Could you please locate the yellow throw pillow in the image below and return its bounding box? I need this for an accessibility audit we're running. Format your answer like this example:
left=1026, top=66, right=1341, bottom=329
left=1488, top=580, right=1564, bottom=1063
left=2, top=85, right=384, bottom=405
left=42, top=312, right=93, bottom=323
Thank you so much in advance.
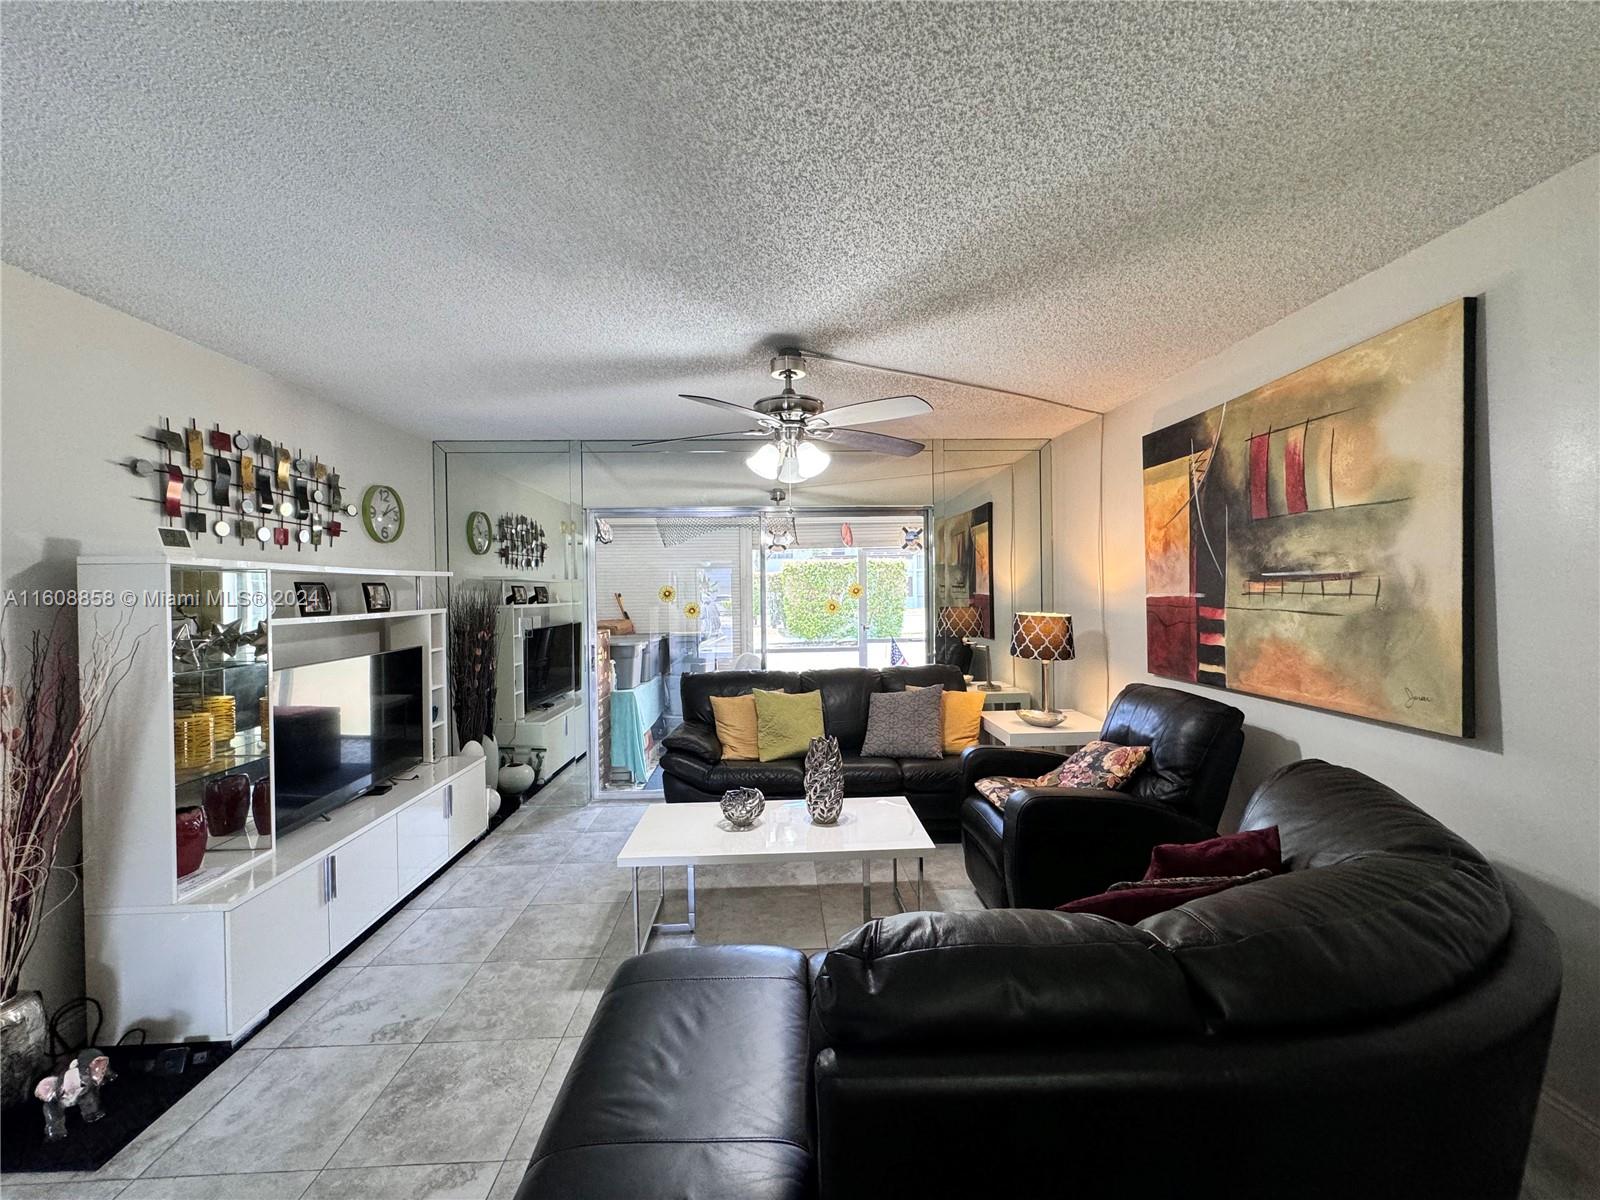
left=753, top=689, right=825, bottom=762
left=708, top=693, right=760, bottom=761
left=910, top=684, right=989, bottom=753
left=941, top=689, right=987, bottom=753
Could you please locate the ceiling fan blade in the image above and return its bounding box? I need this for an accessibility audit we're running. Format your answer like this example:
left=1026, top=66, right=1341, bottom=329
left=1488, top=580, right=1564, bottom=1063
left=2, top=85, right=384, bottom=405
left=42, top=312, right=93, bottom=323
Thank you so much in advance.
left=631, top=429, right=768, bottom=448
left=810, top=427, right=926, bottom=457
left=813, top=394, right=931, bottom=428
left=679, top=394, right=766, bottom=423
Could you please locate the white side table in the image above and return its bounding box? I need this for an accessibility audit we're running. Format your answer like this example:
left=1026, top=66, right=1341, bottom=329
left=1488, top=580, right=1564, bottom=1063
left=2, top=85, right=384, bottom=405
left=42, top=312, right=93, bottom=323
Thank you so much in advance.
left=980, top=708, right=1101, bottom=750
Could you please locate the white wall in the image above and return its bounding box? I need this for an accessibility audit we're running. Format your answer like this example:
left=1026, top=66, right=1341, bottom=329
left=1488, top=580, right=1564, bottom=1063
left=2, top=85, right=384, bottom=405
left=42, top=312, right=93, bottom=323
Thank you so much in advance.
left=1, top=263, right=437, bottom=1016
left=1052, top=156, right=1599, bottom=1130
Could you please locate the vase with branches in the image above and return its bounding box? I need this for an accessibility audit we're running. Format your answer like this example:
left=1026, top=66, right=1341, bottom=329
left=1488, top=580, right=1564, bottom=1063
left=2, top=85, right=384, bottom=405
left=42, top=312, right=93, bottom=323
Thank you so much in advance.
left=1, top=614, right=138, bottom=1105
left=449, top=586, right=498, bottom=749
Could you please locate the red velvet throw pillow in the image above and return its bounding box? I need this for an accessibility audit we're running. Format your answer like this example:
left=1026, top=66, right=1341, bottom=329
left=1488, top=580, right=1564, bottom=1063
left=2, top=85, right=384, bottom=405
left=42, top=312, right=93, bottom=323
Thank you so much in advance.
left=1056, top=869, right=1274, bottom=924
left=1143, top=825, right=1282, bottom=882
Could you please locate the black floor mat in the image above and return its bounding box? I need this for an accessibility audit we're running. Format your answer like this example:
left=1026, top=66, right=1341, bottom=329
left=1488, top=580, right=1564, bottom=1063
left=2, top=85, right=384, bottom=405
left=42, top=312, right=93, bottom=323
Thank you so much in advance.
left=0, top=1043, right=228, bottom=1173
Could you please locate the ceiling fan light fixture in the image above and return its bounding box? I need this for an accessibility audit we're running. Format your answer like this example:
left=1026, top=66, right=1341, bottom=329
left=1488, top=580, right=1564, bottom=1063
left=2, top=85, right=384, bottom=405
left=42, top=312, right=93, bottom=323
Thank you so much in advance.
left=745, top=441, right=782, bottom=479
left=776, top=444, right=804, bottom=484
left=795, top=440, right=830, bottom=478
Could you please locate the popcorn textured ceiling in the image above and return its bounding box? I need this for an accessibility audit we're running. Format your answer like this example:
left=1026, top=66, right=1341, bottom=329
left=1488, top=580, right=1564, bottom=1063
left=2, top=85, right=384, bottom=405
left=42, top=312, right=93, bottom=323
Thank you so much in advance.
left=3, top=2, right=1597, bottom=442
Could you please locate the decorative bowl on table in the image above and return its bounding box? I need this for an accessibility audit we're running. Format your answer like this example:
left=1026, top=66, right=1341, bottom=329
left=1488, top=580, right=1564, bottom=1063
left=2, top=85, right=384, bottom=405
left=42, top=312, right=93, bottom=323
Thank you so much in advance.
left=1017, top=709, right=1066, bottom=728
left=720, top=787, right=765, bottom=829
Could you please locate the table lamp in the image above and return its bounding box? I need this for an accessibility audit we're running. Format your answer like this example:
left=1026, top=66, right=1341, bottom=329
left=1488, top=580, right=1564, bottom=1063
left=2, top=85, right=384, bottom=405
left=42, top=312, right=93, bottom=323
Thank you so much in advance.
left=937, top=605, right=994, bottom=689
left=1010, top=612, right=1074, bottom=727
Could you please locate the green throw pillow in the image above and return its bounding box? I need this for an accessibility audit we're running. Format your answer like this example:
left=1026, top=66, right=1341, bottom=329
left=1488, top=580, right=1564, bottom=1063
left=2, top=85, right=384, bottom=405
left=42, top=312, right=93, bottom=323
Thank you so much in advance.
left=753, top=689, right=825, bottom=762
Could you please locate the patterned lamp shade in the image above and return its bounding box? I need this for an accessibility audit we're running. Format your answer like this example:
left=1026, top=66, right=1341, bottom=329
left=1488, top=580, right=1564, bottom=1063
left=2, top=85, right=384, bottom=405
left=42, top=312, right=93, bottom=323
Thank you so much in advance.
left=1010, top=612, right=1075, bottom=662
left=938, top=605, right=983, bottom=639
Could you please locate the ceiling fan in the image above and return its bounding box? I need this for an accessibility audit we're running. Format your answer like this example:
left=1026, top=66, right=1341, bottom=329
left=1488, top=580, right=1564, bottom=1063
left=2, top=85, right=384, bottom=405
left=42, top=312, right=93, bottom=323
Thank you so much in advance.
left=634, top=351, right=933, bottom=483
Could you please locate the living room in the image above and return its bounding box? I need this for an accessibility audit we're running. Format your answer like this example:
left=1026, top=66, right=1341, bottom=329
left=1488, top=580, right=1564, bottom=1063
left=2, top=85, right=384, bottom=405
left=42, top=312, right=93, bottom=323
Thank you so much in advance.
left=1, top=5, right=1596, bottom=1199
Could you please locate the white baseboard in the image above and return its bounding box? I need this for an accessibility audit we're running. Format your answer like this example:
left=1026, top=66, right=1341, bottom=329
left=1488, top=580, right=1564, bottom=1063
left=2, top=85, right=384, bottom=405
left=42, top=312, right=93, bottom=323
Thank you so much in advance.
left=1532, top=1087, right=1600, bottom=1193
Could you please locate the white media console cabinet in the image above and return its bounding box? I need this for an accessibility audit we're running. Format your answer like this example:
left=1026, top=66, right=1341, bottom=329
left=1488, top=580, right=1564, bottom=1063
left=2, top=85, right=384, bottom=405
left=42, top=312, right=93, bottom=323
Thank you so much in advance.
left=77, top=556, right=488, bottom=1044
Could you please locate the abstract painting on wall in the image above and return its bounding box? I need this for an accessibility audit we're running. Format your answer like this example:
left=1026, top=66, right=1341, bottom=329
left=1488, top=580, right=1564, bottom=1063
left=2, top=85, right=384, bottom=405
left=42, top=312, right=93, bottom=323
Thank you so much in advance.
left=1142, top=299, right=1475, bottom=736
left=936, top=502, right=995, bottom=638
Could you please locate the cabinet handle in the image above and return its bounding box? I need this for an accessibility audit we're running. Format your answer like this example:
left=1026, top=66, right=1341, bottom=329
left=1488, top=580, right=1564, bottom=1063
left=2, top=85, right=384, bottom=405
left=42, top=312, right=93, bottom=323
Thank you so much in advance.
left=444, top=785, right=453, bottom=819
left=328, top=855, right=338, bottom=901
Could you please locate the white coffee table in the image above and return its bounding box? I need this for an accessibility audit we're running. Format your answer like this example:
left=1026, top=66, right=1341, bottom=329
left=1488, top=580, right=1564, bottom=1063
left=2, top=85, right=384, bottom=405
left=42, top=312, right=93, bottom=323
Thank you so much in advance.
left=615, top=796, right=936, bottom=954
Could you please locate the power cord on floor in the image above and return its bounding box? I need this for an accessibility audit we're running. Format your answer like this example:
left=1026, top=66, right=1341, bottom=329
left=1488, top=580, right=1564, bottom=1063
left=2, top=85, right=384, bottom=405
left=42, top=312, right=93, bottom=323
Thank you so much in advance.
left=46, top=996, right=104, bottom=1058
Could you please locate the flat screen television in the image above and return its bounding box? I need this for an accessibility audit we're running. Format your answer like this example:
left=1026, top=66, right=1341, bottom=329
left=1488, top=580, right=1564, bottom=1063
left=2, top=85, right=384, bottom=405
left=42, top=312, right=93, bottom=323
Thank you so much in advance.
left=524, top=622, right=580, bottom=709
left=271, top=647, right=424, bottom=838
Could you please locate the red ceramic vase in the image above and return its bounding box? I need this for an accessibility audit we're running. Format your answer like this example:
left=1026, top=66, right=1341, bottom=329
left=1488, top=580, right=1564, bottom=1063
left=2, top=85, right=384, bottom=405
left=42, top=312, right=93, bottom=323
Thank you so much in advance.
left=176, top=806, right=208, bottom=878
left=251, top=778, right=272, bottom=838
left=203, top=773, right=250, bottom=835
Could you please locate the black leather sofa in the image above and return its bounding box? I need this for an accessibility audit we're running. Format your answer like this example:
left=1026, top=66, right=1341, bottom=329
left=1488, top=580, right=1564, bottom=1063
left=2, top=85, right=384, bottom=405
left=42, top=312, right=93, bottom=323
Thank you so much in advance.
left=962, top=682, right=1245, bottom=908
left=659, top=664, right=972, bottom=840
left=517, top=760, right=1562, bottom=1200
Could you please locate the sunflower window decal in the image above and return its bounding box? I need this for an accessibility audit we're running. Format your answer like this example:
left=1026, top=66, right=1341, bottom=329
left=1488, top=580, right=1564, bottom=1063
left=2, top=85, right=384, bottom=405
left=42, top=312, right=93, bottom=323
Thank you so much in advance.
left=823, top=598, right=842, bottom=615
left=658, top=585, right=676, bottom=603
left=846, top=582, right=864, bottom=599
left=683, top=602, right=702, bottom=619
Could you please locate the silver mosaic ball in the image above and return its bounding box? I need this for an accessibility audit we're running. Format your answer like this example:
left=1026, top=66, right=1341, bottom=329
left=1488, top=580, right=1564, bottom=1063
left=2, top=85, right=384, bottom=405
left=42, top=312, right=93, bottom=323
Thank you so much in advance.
left=720, top=786, right=765, bottom=829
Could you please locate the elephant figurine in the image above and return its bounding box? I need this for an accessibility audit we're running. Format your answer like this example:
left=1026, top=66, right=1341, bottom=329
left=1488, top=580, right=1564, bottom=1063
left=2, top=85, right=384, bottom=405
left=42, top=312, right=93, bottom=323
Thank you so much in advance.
left=34, top=1048, right=114, bottom=1140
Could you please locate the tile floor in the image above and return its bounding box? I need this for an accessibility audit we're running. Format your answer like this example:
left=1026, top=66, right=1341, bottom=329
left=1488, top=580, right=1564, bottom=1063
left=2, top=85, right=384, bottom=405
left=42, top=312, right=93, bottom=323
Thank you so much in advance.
left=4, top=768, right=1583, bottom=1199
left=1, top=767, right=980, bottom=1200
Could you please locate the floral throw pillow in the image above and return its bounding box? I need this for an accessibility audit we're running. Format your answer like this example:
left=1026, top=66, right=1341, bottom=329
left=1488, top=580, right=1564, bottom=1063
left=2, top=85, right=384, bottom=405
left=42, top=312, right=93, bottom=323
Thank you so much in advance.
left=1042, top=740, right=1150, bottom=790
left=975, top=740, right=1151, bottom=812
left=974, top=776, right=1036, bottom=809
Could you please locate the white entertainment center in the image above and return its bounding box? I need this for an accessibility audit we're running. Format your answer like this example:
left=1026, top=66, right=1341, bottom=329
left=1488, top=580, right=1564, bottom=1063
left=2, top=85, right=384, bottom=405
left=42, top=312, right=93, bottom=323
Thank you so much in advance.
left=77, top=556, right=489, bottom=1044
left=493, top=575, right=586, bottom=783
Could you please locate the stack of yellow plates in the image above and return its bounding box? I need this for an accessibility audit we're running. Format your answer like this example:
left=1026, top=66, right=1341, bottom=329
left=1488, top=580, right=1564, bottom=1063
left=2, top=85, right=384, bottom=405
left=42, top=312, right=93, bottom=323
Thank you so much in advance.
left=174, top=712, right=215, bottom=769
left=200, top=696, right=237, bottom=743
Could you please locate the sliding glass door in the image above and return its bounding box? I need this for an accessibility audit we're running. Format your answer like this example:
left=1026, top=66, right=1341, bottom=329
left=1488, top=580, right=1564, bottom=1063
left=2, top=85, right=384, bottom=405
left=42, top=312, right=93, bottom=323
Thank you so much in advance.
left=760, top=515, right=927, bottom=672
left=587, top=508, right=929, bottom=797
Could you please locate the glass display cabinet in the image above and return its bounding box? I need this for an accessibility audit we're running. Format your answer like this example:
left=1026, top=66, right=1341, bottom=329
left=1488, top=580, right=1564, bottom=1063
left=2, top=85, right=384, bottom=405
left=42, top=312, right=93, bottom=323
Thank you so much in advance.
left=169, top=565, right=274, bottom=891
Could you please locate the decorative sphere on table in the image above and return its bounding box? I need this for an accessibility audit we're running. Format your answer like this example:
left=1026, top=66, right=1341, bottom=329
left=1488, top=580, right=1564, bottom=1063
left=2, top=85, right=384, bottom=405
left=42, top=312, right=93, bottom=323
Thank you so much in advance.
left=720, top=787, right=765, bottom=829
left=803, top=736, right=845, bottom=825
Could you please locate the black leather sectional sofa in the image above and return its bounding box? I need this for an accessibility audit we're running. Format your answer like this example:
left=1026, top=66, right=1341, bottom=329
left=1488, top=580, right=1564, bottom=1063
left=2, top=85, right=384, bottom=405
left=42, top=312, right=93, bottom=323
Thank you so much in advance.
left=516, top=759, right=1562, bottom=1199
left=658, top=664, right=972, bottom=840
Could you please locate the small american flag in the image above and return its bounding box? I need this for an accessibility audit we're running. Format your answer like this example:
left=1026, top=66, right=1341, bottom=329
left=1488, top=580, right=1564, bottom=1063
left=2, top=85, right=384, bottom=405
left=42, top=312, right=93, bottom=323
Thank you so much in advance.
left=889, top=637, right=907, bottom=666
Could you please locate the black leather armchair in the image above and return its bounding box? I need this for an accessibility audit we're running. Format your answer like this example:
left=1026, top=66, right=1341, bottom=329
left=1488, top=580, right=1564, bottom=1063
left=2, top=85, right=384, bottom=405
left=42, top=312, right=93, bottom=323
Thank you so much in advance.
left=961, top=682, right=1245, bottom=908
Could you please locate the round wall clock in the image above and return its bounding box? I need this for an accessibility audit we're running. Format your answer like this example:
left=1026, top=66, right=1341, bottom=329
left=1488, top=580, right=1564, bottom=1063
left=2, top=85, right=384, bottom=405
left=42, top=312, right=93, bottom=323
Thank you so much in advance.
left=361, top=484, right=405, bottom=543
left=465, top=510, right=492, bottom=555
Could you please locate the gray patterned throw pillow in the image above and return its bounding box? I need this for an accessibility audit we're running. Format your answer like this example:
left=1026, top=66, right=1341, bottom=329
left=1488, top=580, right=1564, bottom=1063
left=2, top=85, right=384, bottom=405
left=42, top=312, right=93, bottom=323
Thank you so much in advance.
left=860, top=685, right=944, bottom=759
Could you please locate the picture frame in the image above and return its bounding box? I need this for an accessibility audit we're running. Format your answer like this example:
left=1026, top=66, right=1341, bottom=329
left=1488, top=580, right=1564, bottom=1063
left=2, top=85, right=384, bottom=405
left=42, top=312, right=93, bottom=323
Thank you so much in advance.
left=532, top=585, right=550, bottom=604
left=294, top=581, right=333, bottom=617
left=362, top=582, right=392, bottom=613
left=506, top=585, right=529, bottom=605
left=1141, top=299, right=1475, bottom=736
left=933, top=501, right=994, bottom=638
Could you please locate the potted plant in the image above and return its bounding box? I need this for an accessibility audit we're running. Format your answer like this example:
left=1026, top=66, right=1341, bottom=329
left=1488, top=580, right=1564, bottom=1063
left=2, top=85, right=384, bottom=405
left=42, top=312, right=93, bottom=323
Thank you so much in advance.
left=1, top=616, right=137, bottom=1108
left=449, top=586, right=499, bottom=792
